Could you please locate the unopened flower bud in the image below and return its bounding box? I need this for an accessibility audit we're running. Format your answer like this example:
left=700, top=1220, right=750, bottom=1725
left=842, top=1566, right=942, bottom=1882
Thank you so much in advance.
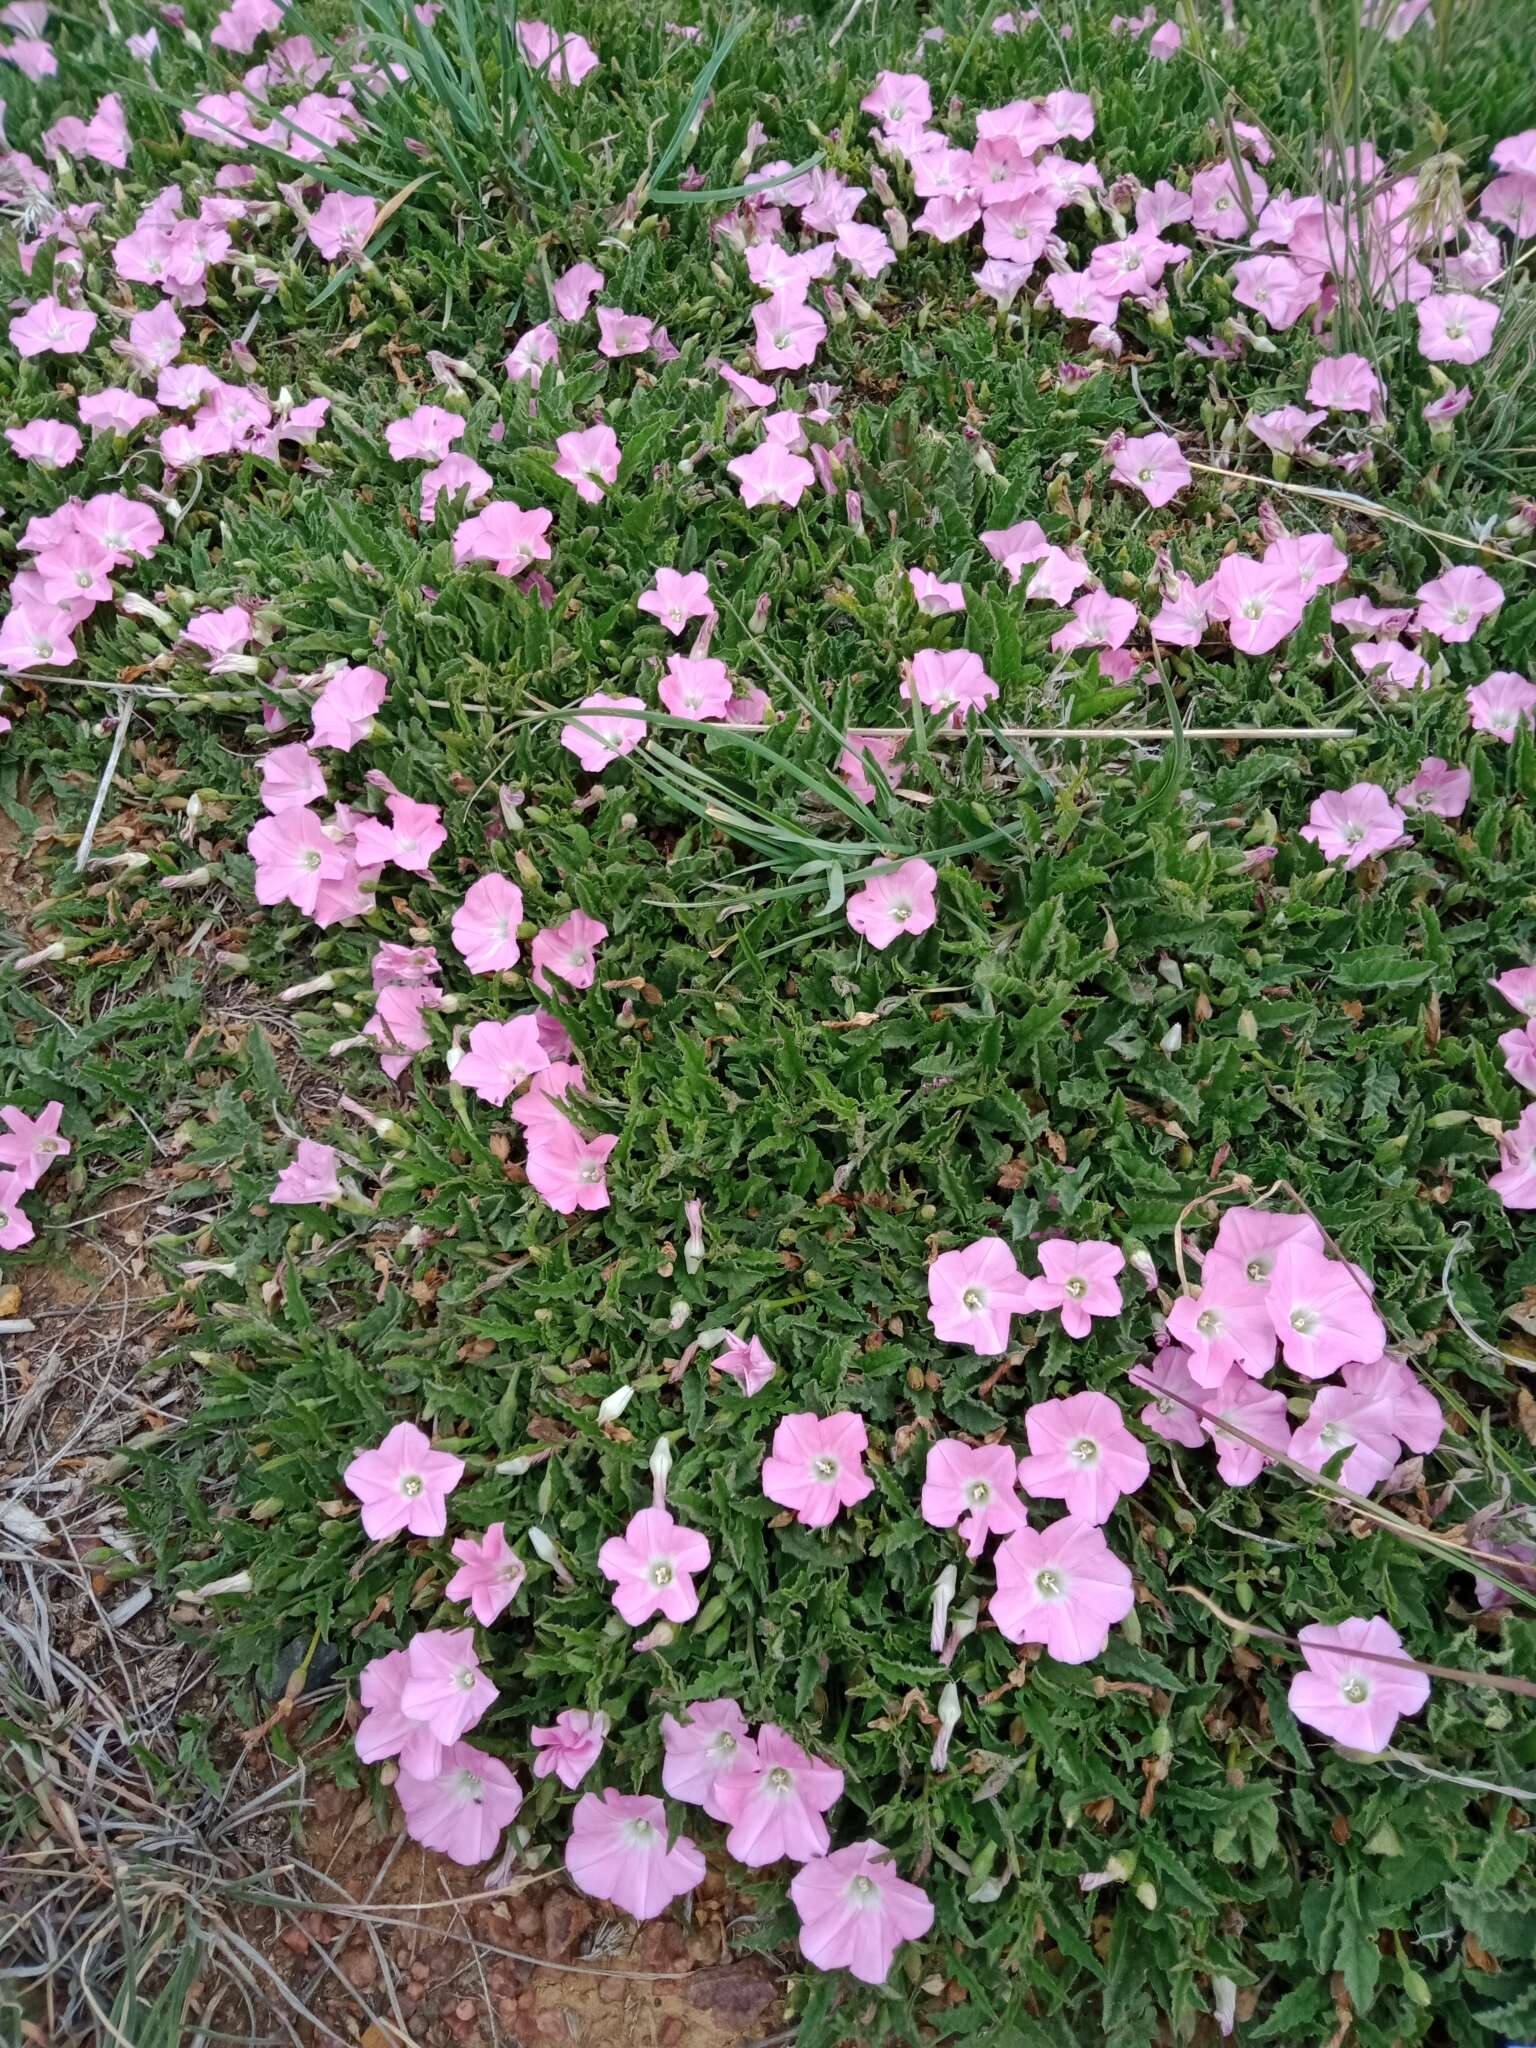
left=528, top=1524, right=574, bottom=1585
left=930, top=1681, right=961, bottom=1770
left=930, top=1564, right=957, bottom=1655
left=649, top=1435, right=673, bottom=1506
left=682, top=1198, right=705, bottom=1275
left=597, top=1385, right=633, bottom=1426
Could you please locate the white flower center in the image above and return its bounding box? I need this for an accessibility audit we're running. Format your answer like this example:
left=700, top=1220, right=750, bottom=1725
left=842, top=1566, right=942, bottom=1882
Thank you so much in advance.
left=966, top=1479, right=992, bottom=1507
left=1071, top=1437, right=1099, bottom=1465
left=1065, top=1275, right=1088, bottom=1300
left=766, top=1766, right=794, bottom=1794
left=456, top=1667, right=476, bottom=1690
left=579, top=1162, right=601, bottom=1184
left=1289, top=1307, right=1318, bottom=1334
left=1340, top=1676, right=1370, bottom=1704
left=400, top=1474, right=424, bottom=1497
left=812, top=1454, right=840, bottom=1482
left=1034, top=1567, right=1065, bottom=1600
left=962, top=1286, right=986, bottom=1312
left=301, top=849, right=322, bottom=872
left=649, top=1559, right=674, bottom=1587
left=1197, top=1308, right=1221, bottom=1337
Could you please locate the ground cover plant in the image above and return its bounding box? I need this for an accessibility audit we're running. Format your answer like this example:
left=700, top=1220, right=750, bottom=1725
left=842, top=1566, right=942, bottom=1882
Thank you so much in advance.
left=3, top=0, right=1536, bottom=2039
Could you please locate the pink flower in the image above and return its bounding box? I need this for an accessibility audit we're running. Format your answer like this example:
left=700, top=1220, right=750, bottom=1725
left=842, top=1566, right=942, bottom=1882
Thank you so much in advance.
left=1306, top=353, right=1381, bottom=413
left=1417, top=292, right=1498, bottom=364
left=752, top=291, right=827, bottom=372
left=1466, top=671, right=1536, bottom=742
left=927, top=1237, right=1035, bottom=1356
left=311, top=664, right=387, bottom=748
left=356, top=1646, right=446, bottom=1775
left=1265, top=533, right=1348, bottom=596
left=385, top=404, right=465, bottom=463
left=714, top=1722, right=844, bottom=1865
left=992, top=1518, right=1134, bottom=1663
left=553, top=261, right=604, bottom=321
left=352, top=791, right=445, bottom=875
left=908, top=567, right=965, bottom=616
left=396, top=1744, right=524, bottom=1866
left=0, top=1102, right=69, bottom=1193
left=1016, top=1391, right=1148, bottom=1523
left=1148, top=19, right=1182, bottom=57
left=454, top=1016, right=550, bottom=1106
left=342, top=1421, right=464, bottom=1540
left=860, top=70, right=932, bottom=124
left=452, top=501, right=554, bottom=578
left=1202, top=1376, right=1291, bottom=1485
left=524, top=1115, right=617, bottom=1213
left=1489, top=1103, right=1536, bottom=1210
left=903, top=648, right=997, bottom=721
left=839, top=732, right=906, bottom=804
left=846, top=857, right=938, bottom=950
left=451, top=873, right=524, bottom=974
left=921, top=1439, right=1028, bottom=1557
left=659, top=654, right=731, bottom=719
left=516, top=19, right=598, bottom=86
left=1299, top=784, right=1411, bottom=869
left=1129, top=1346, right=1207, bottom=1448
left=761, top=1411, right=874, bottom=1527
left=210, top=0, right=282, bottom=53
left=1191, top=159, right=1268, bottom=233
left=661, top=1700, right=757, bottom=1820
left=1290, top=1385, right=1402, bottom=1491
left=595, top=307, right=654, bottom=358
left=531, top=1708, right=609, bottom=1788
left=184, top=604, right=254, bottom=671
left=1208, top=556, right=1306, bottom=655
left=0, top=1178, right=35, bottom=1253
left=1026, top=1238, right=1124, bottom=1339
left=1492, top=967, right=1536, bottom=1018
left=1396, top=755, right=1470, bottom=818
left=790, top=1841, right=934, bottom=1986
left=1109, top=431, right=1190, bottom=507
left=561, top=693, right=646, bottom=772
left=1247, top=405, right=1326, bottom=457
left=1051, top=591, right=1139, bottom=654
left=398, top=1627, right=498, bottom=1745
left=712, top=1332, right=777, bottom=1396
left=1150, top=573, right=1210, bottom=648
left=1166, top=1282, right=1277, bottom=1385
left=1353, top=640, right=1431, bottom=695
left=372, top=943, right=441, bottom=992
left=598, top=1506, right=711, bottom=1625
left=638, top=567, right=712, bottom=635
left=1414, top=565, right=1503, bottom=642
left=981, top=519, right=1050, bottom=584
left=1266, top=1241, right=1386, bottom=1380
left=1288, top=1616, right=1429, bottom=1753
left=564, top=1790, right=705, bottom=1919
left=445, top=1522, right=526, bottom=1623
left=365, top=984, right=438, bottom=1076
left=1204, top=1206, right=1325, bottom=1300
left=249, top=808, right=347, bottom=916
left=727, top=438, right=816, bottom=508
left=421, top=452, right=492, bottom=524
left=553, top=422, right=621, bottom=504
left=270, top=1137, right=342, bottom=1206
left=6, top=419, right=81, bottom=468
left=258, top=742, right=326, bottom=814
left=1500, top=1022, right=1536, bottom=1093
left=79, top=388, right=159, bottom=436
left=505, top=321, right=559, bottom=387
left=9, top=295, right=97, bottom=357
left=530, top=909, right=607, bottom=994
left=307, top=190, right=376, bottom=260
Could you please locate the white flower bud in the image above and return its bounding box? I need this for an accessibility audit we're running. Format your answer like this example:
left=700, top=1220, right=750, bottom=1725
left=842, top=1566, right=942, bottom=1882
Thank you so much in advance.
left=930, top=1564, right=957, bottom=1655
left=597, top=1385, right=633, bottom=1426
left=930, top=1681, right=961, bottom=1770
left=528, top=1524, right=573, bottom=1584
left=649, top=1435, right=673, bottom=1507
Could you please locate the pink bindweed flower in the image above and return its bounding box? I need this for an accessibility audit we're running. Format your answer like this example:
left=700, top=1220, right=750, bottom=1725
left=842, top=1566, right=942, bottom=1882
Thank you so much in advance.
left=421, top=452, right=492, bottom=524
left=639, top=567, right=713, bottom=635
left=452, top=873, right=524, bottom=974
left=1149, top=572, right=1210, bottom=648
left=259, top=742, right=326, bottom=814
left=761, top=1412, right=874, bottom=1527
left=445, top=1522, right=526, bottom=1623
left=372, top=943, right=441, bottom=992
left=505, top=320, right=558, bottom=387
left=595, top=307, right=654, bottom=358
left=531, top=1709, right=609, bottom=1788
left=1288, top=1615, right=1429, bottom=1753
left=598, top=1506, right=711, bottom=1625
left=384, top=404, right=465, bottom=463
left=356, top=1646, right=446, bottom=1776
left=752, top=291, right=827, bottom=372
left=1202, top=1375, right=1292, bottom=1485
left=524, top=1114, right=617, bottom=1213
left=79, top=389, right=159, bottom=436
left=0, top=1177, right=35, bottom=1252
left=398, top=1627, right=498, bottom=1745
left=839, top=732, right=906, bottom=804
left=452, top=501, right=553, bottom=579
left=1166, top=1280, right=1277, bottom=1385
left=1416, top=293, right=1498, bottom=365
left=659, top=654, right=732, bottom=720
left=1499, top=1021, right=1536, bottom=1093
left=714, top=1722, right=844, bottom=1865
left=1299, top=784, right=1411, bottom=869
left=789, top=1841, right=934, bottom=1986
left=6, top=419, right=81, bottom=469
left=845, top=857, right=938, bottom=950
left=1489, top=1102, right=1536, bottom=1209
left=903, top=647, right=997, bottom=721
left=1129, top=1346, right=1208, bottom=1448
left=516, top=19, right=598, bottom=85
left=1466, top=671, right=1536, bottom=742
left=661, top=1699, right=757, bottom=1820
left=0, top=1102, right=69, bottom=1193
left=343, top=1421, right=464, bottom=1540
left=727, top=438, right=816, bottom=508
left=921, top=1439, right=1028, bottom=1557
left=311, top=664, right=387, bottom=748
left=1492, top=967, right=1536, bottom=1018
left=1026, top=1239, right=1125, bottom=1339
left=530, top=909, right=607, bottom=994
left=1208, top=556, right=1306, bottom=656
left=712, top=1332, right=777, bottom=1396
left=553, top=422, right=621, bottom=504
left=981, top=519, right=1051, bottom=584
left=1266, top=1241, right=1386, bottom=1379
left=1203, top=1206, right=1325, bottom=1302
left=453, top=1016, right=550, bottom=1105
left=183, top=604, right=254, bottom=671
left=270, top=1138, right=342, bottom=1206
left=365, top=984, right=438, bottom=1075
left=249, top=808, right=347, bottom=916
left=1290, top=1384, right=1403, bottom=1491
left=1414, top=565, right=1503, bottom=643
left=352, top=791, right=445, bottom=875
left=1016, top=1391, right=1149, bottom=1523
left=1051, top=591, right=1139, bottom=654
left=396, top=1743, right=524, bottom=1865
left=1109, top=431, right=1190, bottom=507
left=908, top=567, right=966, bottom=616
left=1306, top=353, right=1382, bottom=413
left=1247, top=405, right=1326, bottom=458
left=928, top=1237, right=1034, bottom=1356
left=1396, top=755, right=1470, bottom=818
left=307, top=190, right=377, bottom=260
left=561, top=693, right=646, bottom=773
left=1353, top=639, right=1431, bottom=695
left=9, top=295, right=97, bottom=357
left=564, top=1790, right=705, bottom=1919
left=553, top=261, right=604, bottom=321
left=992, top=1517, right=1134, bottom=1662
